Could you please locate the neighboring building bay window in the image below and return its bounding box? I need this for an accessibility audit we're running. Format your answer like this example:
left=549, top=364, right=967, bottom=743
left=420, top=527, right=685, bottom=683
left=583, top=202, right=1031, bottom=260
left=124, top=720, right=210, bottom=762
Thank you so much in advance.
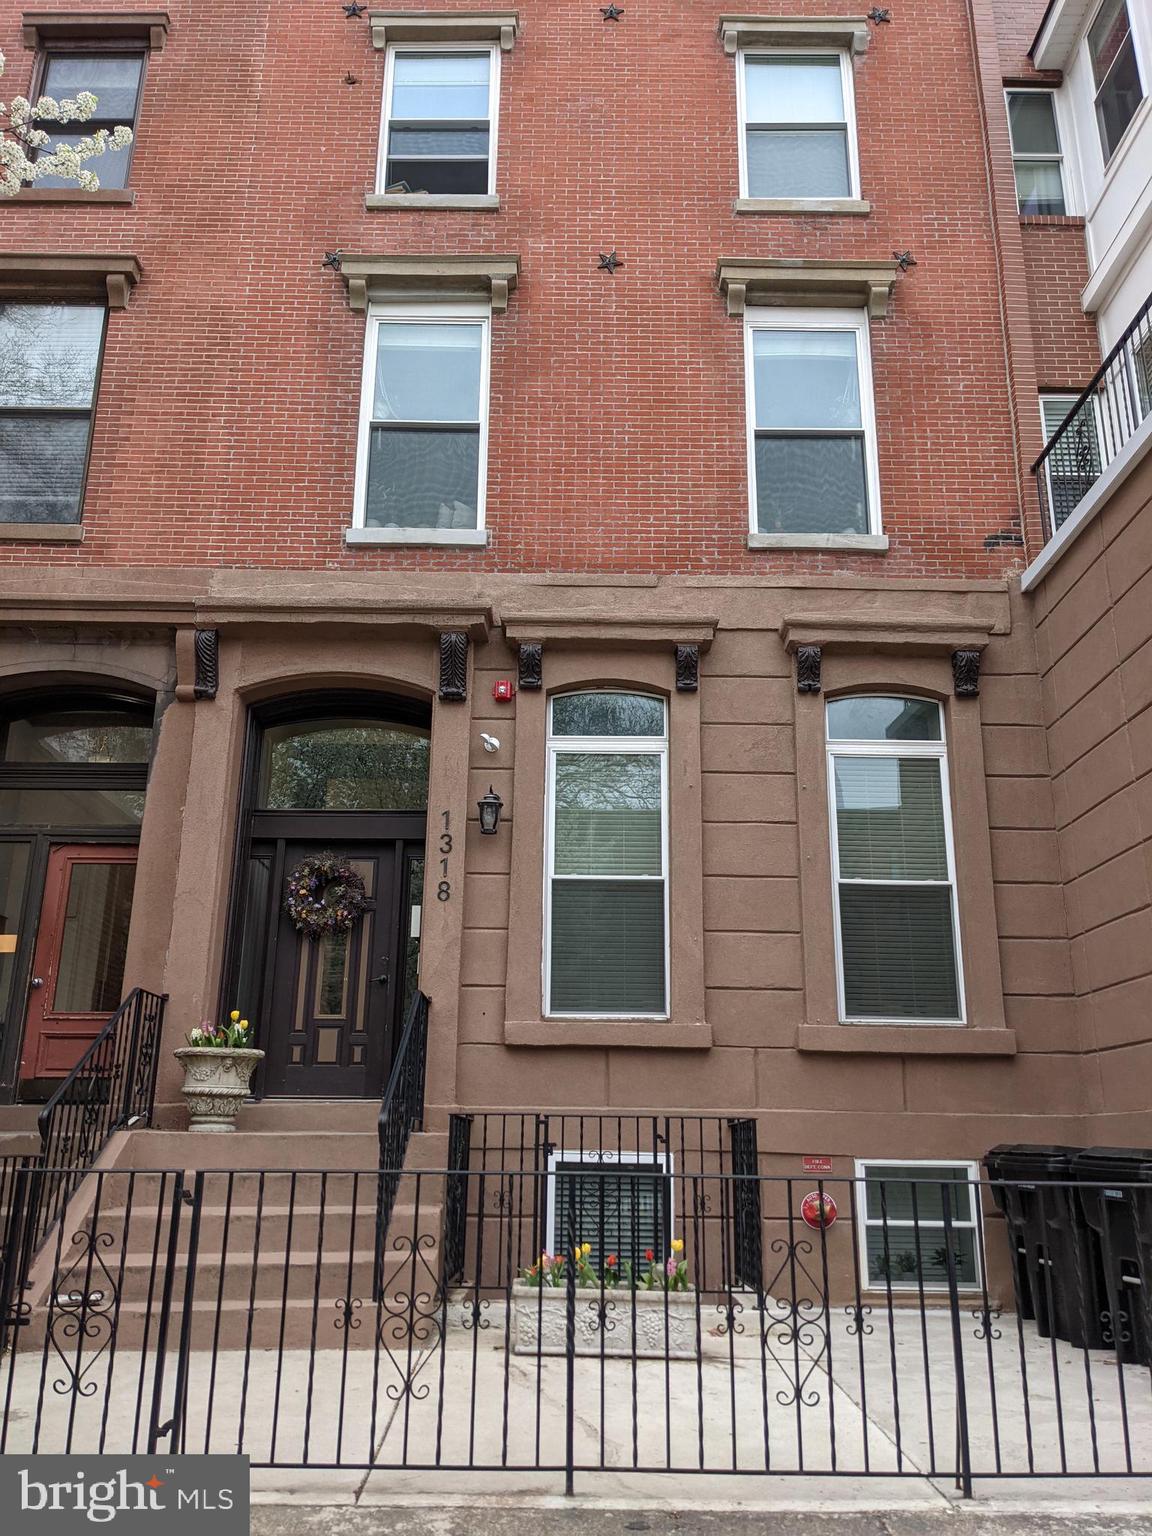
left=379, top=47, right=497, bottom=196
left=738, top=51, right=859, bottom=200
left=856, top=1162, right=982, bottom=1291
left=827, top=696, right=963, bottom=1024
left=1088, top=0, right=1144, bottom=162
left=1005, top=90, right=1067, bottom=214
left=0, top=303, right=105, bottom=525
left=353, top=303, right=489, bottom=540
left=745, top=308, right=880, bottom=538
left=545, top=692, right=668, bottom=1018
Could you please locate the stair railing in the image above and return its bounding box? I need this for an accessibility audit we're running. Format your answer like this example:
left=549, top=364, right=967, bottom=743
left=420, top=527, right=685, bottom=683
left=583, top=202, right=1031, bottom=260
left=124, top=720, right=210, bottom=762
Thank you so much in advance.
left=34, top=986, right=167, bottom=1249
left=375, top=989, right=430, bottom=1294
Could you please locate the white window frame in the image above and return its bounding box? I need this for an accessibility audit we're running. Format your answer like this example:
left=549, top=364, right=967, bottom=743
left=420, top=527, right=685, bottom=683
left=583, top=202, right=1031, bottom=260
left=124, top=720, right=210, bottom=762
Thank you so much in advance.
left=1004, top=87, right=1070, bottom=215
left=351, top=300, right=491, bottom=538
left=855, top=1159, right=983, bottom=1293
left=1085, top=0, right=1146, bottom=166
left=743, top=306, right=882, bottom=539
left=735, top=47, right=861, bottom=201
left=376, top=41, right=500, bottom=196
left=545, top=1149, right=673, bottom=1257
left=543, top=692, right=670, bottom=1021
left=827, top=698, right=966, bottom=1026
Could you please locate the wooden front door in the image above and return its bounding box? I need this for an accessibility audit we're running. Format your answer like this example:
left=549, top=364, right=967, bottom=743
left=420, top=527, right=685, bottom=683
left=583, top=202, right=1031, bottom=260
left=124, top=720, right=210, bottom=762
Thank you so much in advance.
left=262, top=843, right=400, bottom=1097
left=20, top=844, right=137, bottom=1080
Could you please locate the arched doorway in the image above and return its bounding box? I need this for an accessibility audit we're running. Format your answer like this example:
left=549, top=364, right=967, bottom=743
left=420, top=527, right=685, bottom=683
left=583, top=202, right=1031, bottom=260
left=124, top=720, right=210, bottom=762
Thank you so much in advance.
left=0, top=689, right=154, bottom=1101
left=225, top=692, right=430, bottom=1098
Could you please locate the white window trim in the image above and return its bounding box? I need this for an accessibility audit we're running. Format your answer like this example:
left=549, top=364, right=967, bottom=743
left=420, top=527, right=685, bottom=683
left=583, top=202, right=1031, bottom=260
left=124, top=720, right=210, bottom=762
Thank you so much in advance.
left=854, top=1159, right=983, bottom=1294
left=1085, top=0, right=1146, bottom=166
left=735, top=47, right=861, bottom=202
left=543, top=694, right=670, bottom=1021
left=376, top=41, right=500, bottom=198
left=545, top=1149, right=673, bottom=1256
left=351, top=299, right=491, bottom=538
left=743, top=306, right=882, bottom=540
left=826, top=701, right=966, bottom=1026
left=1004, top=86, right=1072, bottom=215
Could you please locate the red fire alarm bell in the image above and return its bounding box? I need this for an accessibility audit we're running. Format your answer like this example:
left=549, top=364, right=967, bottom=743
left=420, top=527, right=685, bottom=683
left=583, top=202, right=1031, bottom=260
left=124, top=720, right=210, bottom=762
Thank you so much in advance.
left=800, top=1191, right=838, bottom=1231
left=492, top=679, right=515, bottom=702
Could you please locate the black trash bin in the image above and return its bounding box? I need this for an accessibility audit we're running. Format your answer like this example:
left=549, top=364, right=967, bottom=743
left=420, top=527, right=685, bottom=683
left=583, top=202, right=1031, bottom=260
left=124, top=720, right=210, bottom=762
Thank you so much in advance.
left=1073, top=1148, right=1152, bottom=1366
left=984, top=1145, right=1107, bottom=1349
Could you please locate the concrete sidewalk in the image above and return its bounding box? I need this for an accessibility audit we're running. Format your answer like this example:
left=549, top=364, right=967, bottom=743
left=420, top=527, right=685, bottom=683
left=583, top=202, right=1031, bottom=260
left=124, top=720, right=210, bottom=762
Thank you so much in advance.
left=251, top=1507, right=1152, bottom=1536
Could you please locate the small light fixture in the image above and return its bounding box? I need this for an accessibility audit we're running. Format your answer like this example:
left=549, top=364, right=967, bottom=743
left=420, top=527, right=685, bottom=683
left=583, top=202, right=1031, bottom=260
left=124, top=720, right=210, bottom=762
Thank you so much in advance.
left=480, top=732, right=501, bottom=754
left=477, top=785, right=503, bottom=836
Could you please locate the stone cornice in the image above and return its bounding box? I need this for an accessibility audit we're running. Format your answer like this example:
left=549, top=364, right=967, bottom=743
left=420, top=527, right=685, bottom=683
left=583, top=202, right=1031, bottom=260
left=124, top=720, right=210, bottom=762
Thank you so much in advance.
left=368, top=10, right=518, bottom=51
left=717, top=14, right=871, bottom=56
left=716, top=257, right=902, bottom=318
left=780, top=615, right=1000, bottom=655
left=338, top=253, right=520, bottom=312
left=502, top=612, right=717, bottom=650
left=0, top=253, right=142, bottom=308
left=22, top=10, right=169, bottom=50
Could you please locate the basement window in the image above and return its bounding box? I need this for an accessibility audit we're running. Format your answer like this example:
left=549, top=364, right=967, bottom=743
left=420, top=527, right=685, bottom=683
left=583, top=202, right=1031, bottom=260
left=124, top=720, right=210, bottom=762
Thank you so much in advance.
left=856, top=1161, right=982, bottom=1291
left=547, top=1151, right=672, bottom=1271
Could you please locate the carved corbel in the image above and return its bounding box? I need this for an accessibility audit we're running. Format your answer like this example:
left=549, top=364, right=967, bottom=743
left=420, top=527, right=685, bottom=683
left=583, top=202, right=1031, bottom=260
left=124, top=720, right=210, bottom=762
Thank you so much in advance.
left=951, top=649, right=981, bottom=697
left=795, top=645, right=822, bottom=694
left=675, top=644, right=700, bottom=692
left=518, top=642, right=543, bottom=690
left=439, top=631, right=469, bottom=701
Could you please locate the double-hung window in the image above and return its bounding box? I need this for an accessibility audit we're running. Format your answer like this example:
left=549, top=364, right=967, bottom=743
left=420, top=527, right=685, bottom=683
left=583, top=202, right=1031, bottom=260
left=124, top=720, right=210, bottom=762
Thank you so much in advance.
left=1005, top=90, right=1067, bottom=214
left=545, top=692, right=668, bottom=1018
left=827, top=696, right=963, bottom=1024
left=379, top=47, right=497, bottom=195
left=0, top=304, right=106, bottom=525
left=745, top=308, right=880, bottom=537
left=33, top=52, right=144, bottom=189
left=354, top=304, right=489, bottom=537
left=738, top=51, right=859, bottom=199
left=1087, top=0, right=1144, bottom=162
left=856, top=1161, right=982, bottom=1291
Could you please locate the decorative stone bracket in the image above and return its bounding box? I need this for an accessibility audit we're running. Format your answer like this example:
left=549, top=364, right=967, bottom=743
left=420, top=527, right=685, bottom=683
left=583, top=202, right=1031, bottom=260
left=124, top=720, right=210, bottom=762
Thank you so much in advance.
left=439, top=631, right=470, bottom=701
left=517, top=642, right=542, bottom=690
left=717, top=258, right=902, bottom=319
left=717, top=14, right=871, bottom=55
left=175, top=628, right=219, bottom=702
left=338, top=254, right=520, bottom=313
left=0, top=253, right=142, bottom=308
left=22, top=10, right=170, bottom=51
left=781, top=616, right=995, bottom=696
left=675, top=644, right=700, bottom=692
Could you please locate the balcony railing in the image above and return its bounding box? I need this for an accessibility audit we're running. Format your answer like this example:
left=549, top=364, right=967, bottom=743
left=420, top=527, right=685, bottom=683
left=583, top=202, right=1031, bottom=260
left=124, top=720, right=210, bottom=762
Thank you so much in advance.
left=1032, top=292, right=1152, bottom=540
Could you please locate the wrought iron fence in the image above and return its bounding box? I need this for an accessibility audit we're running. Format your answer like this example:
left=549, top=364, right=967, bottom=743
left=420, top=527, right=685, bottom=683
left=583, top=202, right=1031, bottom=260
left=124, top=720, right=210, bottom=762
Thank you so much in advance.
left=3, top=1164, right=1151, bottom=1493
left=1032, top=290, right=1152, bottom=537
left=33, top=987, right=166, bottom=1249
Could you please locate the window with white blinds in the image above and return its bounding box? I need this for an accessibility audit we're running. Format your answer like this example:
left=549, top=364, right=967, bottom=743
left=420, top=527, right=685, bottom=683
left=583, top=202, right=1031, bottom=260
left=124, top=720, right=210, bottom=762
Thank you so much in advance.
left=827, top=697, right=963, bottom=1023
left=546, top=692, right=668, bottom=1017
left=856, top=1161, right=981, bottom=1290
left=548, top=1155, right=671, bottom=1270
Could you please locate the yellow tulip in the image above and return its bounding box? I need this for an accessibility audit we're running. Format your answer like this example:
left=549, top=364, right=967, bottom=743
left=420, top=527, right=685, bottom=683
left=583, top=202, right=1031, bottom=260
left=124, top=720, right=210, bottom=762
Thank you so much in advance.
left=671, top=1238, right=684, bottom=1253
left=230, top=1010, right=240, bottom=1021
left=581, top=1242, right=592, bottom=1256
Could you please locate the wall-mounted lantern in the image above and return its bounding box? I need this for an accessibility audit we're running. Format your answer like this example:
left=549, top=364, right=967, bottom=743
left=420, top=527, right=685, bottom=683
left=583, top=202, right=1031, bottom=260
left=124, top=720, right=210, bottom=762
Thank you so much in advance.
left=477, top=786, right=504, bottom=836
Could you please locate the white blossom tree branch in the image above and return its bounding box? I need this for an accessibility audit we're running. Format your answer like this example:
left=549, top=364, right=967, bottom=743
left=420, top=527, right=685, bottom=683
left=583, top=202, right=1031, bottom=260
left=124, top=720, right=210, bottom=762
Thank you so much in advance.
left=0, top=51, right=134, bottom=195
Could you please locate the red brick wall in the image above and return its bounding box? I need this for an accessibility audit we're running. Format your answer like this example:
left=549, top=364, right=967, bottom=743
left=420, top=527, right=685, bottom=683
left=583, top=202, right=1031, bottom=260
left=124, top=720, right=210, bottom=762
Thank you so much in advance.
left=2, top=1, right=1029, bottom=576
left=1019, top=221, right=1101, bottom=389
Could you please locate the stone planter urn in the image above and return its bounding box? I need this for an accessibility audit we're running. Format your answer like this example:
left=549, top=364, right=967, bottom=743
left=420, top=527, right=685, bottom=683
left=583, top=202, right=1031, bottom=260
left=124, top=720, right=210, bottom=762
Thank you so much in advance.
left=174, top=1047, right=264, bottom=1133
left=510, top=1281, right=699, bottom=1360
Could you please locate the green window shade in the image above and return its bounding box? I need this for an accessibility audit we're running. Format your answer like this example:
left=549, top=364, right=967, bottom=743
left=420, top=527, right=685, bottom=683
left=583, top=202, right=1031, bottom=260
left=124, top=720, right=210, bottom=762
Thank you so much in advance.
left=554, top=753, right=662, bottom=876
left=865, top=1225, right=978, bottom=1288
left=550, top=880, right=666, bottom=1013
left=834, top=757, right=948, bottom=880
left=553, top=1163, right=669, bottom=1270
left=839, top=884, right=959, bottom=1019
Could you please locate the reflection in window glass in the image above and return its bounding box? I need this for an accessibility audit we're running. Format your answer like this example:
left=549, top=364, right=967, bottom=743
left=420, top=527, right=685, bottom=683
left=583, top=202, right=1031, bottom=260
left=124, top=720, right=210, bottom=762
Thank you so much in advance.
left=1088, top=0, right=1144, bottom=161
left=742, top=54, right=852, bottom=199
left=0, top=789, right=144, bottom=827
left=0, top=842, right=30, bottom=1030
left=402, top=853, right=424, bottom=1015
left=260, top=719, right=430, bottom=811
left=35, top=53, right=144, bottom=188
left=4, top=707, right=152, bottom=763
left=53, top=860, right=136, bottom=1013
left=551, top=693, right=665, bottom=737
left=826, top=696, right=942, bottom=742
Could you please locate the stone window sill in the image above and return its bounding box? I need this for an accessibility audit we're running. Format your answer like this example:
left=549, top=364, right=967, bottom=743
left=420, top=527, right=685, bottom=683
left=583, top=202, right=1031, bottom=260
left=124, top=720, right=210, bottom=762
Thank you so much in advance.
left=798, top=1025, right=1017, bottom=1056
left=505, top=1019, right=712, bottom=1049
left=15, top=188, right=135, bottom=205
left=1018, top=213, right=1084, bottom=227
left=365, top=193, right=499, bottom=211
left=736, top=197, right=870, bottom=215
left=748, top=532, right=889, bottom=552
left=344, top=526, right=488, bottom=548
left=0, top=522, right=83, bottom=542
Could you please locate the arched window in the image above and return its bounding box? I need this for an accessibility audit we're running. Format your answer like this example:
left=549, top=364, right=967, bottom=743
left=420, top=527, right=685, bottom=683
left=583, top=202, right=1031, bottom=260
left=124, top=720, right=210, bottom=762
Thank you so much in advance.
left=545, top=691, right=668, bottom=1018
left=826, top=695, right=963, bottom=1023
left=257, top=717, right=430, bottom=811
left=0, top=692, right=152, bottom=829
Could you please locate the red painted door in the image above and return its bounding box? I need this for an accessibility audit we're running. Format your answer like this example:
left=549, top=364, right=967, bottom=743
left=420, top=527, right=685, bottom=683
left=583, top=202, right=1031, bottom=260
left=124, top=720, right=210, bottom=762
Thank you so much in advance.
left=20, top=845, right=137, bottom=1081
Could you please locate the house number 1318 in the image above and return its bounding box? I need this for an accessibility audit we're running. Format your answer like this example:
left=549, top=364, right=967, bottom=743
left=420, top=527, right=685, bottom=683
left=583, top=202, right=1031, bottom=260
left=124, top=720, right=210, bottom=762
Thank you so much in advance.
left=438, top=810, right=452, bottom=901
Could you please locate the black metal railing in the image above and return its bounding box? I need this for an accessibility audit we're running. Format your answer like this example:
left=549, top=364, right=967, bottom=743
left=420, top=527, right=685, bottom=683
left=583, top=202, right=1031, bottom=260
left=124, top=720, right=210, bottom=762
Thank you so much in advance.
left=375, top=989, right=430, bottom=1281
left=3, top=1165, right=1151, bottom=1489
left=0, top=1154, right=37, bottom=1346
left=1032, top=290, right=1152, bottom=538
left=33, top=987, right=166, bottom=1249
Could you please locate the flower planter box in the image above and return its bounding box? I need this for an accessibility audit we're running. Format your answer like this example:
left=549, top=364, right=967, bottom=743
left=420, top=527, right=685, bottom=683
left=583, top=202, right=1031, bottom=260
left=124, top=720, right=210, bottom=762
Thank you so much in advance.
left=510, top=1281, right=699, bottom=1359
left=174, top=1047, right=264, bottom=1132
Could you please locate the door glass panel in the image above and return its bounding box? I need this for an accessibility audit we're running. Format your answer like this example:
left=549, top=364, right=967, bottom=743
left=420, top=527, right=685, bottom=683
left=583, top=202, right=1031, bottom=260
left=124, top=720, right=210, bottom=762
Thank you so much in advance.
left=53, top=860, right=136, bottom=1013
left=4, top=707, right=152, bottom=763
left=232, top=853, right=271, bottom=1024
left=402, top=852, right=424, bottom=1014
left=260, top=719, right=430, bottom=810
left=316, top=928, right=351, bottom=1017
left=0, top=842, right=30, bottom=1031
